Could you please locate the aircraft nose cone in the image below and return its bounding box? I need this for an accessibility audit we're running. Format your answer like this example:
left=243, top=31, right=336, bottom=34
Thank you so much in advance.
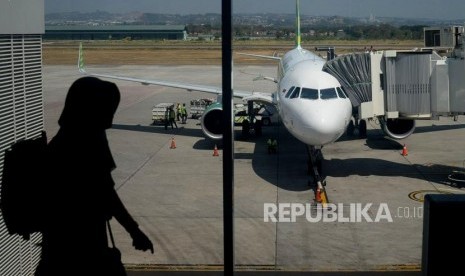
left=304, top=117, right=342, bottom=144
left=296, top=101, right=350, bottom=146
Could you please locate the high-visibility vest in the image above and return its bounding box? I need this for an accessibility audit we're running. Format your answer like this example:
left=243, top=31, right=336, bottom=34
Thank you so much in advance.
left=272, top=140, right=278, bottom=147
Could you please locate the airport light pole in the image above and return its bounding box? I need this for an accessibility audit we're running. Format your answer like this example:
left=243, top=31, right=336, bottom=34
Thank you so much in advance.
left=221, top=0, right=234, bottom=275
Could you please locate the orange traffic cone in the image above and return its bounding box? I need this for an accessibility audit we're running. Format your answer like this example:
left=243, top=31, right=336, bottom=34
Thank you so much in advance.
left=170, top=137, right=176, bottom=149
left=213, top=144, right=219, bottom=156
left=401, top=144, right=408, bottom=156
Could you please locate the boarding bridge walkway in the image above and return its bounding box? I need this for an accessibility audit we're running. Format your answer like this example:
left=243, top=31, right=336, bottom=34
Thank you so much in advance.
left=322, top=45, right=465, bottom=122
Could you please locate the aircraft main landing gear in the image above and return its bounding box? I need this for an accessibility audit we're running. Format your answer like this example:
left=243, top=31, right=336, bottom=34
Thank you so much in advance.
left=347, top=118, right=367, bottom=138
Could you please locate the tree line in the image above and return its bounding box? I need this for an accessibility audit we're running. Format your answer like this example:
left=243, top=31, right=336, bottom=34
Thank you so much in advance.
left=187, top=23, right=426, bottom=41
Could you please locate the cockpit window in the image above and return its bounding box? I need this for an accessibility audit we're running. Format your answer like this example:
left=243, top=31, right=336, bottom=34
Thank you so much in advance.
left=336, top=87, right=347, bottom=99
left=300, top=88, right=319, bottom=100
left=289, top=87, right=301, bottom=99
left=285, top=86, right=295, bottom=98
left=320, top=88, right=338, bottom=100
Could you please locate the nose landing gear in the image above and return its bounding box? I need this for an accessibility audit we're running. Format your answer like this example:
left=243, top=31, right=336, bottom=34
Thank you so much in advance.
left=307, top=145, right=329, bottom=205
left=346, top=118, right=367, bottom=138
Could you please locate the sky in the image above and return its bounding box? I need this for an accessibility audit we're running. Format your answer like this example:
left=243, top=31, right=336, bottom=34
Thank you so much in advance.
left=45, top=0, right=465, bottom=20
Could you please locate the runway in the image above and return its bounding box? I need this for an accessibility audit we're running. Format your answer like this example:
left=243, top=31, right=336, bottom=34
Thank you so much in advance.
left=43, top=65, right=465, bottom=274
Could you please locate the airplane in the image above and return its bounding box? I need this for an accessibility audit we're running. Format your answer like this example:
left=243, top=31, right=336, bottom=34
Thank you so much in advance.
left=76, top=0, right=409, bottom=202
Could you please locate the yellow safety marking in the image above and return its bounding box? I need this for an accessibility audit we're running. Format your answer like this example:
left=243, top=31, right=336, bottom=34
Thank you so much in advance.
left=408, top=189, right=452, bottom=202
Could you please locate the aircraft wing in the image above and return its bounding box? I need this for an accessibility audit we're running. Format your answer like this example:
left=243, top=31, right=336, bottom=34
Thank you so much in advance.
left=78, top=43, right=255, bottom=99
left=236, top=52, right=281, bottom=61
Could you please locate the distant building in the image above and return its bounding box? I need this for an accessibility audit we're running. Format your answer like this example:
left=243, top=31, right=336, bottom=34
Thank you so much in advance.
left=336, top=29, right=346, bottom=38
left=44, top=25, right=187, bottom=40
left=424, top=26, right=464, bottom=49
left=368, top=13, right=376, bottom=23
left=187, top=34, right=215, bottom=41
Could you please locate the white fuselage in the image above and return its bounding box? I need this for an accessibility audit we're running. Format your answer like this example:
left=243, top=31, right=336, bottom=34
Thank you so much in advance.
left=276, top=47, right=352, bottom=147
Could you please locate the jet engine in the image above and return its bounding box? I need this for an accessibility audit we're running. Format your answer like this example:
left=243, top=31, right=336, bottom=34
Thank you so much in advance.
left=381, top=118, right=416, bottom=140
left=200, top=102, right=223, bottom=140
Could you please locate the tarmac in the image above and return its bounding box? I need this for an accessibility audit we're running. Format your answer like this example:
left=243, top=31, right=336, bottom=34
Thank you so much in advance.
left=43, top=64, right=465, bottom=275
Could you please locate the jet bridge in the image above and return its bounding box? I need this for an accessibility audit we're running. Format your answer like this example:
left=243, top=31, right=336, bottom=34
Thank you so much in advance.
left=323, top=27, right=465, bottom=138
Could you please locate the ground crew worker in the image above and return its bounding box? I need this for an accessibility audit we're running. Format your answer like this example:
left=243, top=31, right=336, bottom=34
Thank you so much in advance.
left=180, top=103, right=188, bottom=124
left=267, top=138, right=277, bottom=154
left=164, top=107, right=170, bottom=130
left=176, top=103, right=181, bottom=121
left=271, top=139, right=278, bottom=153
left=169, top=106, right=178, bottom=129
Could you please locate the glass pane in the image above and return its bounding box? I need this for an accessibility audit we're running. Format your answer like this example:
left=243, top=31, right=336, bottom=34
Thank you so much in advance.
left=289, top=87, right=301, bottom=99
left=336, top=87, right=347, bottom=98
left=300, top=88, right=319, bottom=100
left=285, top=86, right=295, bottom=98
left=40, top=1, right=450, bottom=275
left=320, top=87, right=338, bottom=100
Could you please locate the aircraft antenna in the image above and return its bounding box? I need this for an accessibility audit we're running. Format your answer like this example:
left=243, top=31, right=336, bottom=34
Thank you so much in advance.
left=295, top=0, right=301, bottom=48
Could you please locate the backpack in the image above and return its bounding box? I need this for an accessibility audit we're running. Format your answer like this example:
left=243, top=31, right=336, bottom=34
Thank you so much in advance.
left=0, top=131, right=48, bottom=240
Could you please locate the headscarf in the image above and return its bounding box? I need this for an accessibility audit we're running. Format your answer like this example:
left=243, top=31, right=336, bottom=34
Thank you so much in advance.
left=52, top=76, right=121, bottom=172
left=58, top=76, right=120, bottom=130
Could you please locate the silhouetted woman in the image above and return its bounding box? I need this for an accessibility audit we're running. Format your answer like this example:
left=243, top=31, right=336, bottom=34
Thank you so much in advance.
left=36, top=77, right=153, bottom=276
